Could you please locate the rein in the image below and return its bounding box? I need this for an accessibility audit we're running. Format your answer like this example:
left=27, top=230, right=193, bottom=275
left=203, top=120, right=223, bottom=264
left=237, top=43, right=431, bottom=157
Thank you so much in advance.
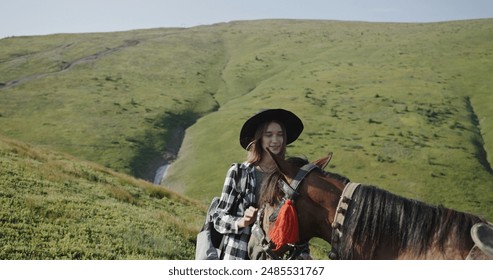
left=252, top=163, right=319, bottom=260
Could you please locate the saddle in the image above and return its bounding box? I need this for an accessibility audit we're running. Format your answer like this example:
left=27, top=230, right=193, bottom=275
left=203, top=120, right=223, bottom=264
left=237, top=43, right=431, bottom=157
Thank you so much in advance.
left=467, top=222, right=493, bottom=260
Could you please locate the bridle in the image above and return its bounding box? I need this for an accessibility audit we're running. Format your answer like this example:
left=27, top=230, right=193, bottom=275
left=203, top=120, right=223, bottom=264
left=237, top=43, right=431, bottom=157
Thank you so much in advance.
left=251, top=153, right=362, bottom=260
left=251, top=162, right=320, bottom=260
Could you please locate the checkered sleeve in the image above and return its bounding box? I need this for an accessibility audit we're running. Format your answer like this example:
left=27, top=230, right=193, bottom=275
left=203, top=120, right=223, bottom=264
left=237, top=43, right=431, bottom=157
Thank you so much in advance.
left=212, top=164, right=243, bottom=235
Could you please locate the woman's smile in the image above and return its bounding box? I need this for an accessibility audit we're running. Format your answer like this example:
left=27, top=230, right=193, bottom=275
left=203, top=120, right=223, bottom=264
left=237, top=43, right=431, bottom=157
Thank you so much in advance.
left=262, top=122, right=284, bottom=154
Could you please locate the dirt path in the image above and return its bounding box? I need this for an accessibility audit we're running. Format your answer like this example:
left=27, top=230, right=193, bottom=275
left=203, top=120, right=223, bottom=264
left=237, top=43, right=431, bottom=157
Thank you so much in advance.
left=0, top=39, right=140, bottom=90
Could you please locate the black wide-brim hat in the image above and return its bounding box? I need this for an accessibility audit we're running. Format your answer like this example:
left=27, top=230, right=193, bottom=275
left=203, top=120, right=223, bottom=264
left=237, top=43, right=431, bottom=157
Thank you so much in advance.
left=239, top=108, right=304, bottom=149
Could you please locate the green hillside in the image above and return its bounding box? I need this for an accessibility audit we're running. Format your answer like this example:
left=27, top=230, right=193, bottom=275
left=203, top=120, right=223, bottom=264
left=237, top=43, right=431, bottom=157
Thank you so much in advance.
left=0, top=135, right=204, bottom=259
left=1, top=19, right=493, bottom=258
left=165, top=19, right=493, bottom=220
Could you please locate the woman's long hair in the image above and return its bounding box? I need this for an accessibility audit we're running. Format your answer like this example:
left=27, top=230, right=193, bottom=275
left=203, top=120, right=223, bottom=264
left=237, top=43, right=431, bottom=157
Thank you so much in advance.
left=246, top=120, right=287, bottom=164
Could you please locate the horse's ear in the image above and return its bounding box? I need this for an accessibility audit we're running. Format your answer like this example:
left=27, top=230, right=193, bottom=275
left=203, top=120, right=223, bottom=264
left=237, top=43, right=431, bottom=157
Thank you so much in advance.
left=266, top=148, right=298, bottom=180
left=312, top=152, right=333, bottom=170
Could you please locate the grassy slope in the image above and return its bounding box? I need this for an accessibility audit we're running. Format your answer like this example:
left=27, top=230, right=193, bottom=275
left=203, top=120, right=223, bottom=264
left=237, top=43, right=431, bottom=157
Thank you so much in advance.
left=165, top=20, right=493, bottom=220
left=0, top=28, right=224, bottom=180
left=0, top=135, right=205, bottom=259
left=1, top=19, right=493, bottom=259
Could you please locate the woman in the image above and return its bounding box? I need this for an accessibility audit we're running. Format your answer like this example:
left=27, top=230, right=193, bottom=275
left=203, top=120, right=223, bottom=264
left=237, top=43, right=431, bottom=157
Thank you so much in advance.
left=211, top=108, right=304, bottom=260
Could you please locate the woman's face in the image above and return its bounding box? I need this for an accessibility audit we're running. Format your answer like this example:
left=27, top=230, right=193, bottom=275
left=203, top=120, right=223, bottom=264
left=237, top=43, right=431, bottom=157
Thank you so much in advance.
left=261, top=122, right=284, bottom=155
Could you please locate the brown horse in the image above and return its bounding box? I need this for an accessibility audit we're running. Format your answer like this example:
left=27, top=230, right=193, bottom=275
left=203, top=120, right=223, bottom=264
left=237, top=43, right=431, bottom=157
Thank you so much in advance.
left=253, top=150, right=492, bottom=260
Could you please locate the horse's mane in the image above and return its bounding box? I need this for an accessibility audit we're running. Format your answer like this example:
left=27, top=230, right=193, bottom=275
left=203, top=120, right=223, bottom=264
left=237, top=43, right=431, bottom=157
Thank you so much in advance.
left=339, top=185, right=486, bottom=259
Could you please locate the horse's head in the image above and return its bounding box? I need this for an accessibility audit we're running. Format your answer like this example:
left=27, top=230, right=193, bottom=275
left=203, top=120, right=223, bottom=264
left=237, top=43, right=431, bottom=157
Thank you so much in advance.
left=250, top=149, right=347, bottom=259
left=265, top=149, right=345, bottom=243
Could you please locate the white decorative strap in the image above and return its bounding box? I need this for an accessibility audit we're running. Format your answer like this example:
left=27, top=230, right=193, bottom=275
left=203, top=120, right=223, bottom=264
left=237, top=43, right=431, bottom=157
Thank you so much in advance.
left=329, top=182, right=361, bottom=259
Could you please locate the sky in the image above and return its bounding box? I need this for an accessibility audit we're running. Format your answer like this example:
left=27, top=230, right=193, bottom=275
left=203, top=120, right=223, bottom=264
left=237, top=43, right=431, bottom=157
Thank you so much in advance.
left=1, top=0, right=493, bottom=38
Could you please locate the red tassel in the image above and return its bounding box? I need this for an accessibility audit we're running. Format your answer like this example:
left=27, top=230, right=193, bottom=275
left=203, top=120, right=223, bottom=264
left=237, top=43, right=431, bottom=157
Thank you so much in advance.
left=268, top=199, right=299, bottom=250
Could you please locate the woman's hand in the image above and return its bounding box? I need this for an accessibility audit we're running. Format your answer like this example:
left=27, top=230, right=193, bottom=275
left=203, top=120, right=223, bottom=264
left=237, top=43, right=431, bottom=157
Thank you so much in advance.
left=238, top=206, right=258, bottom=228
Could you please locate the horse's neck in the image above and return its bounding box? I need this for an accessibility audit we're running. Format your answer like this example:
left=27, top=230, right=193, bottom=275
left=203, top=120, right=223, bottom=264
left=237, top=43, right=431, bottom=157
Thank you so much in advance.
left=299, top=176, right=343, bottom=243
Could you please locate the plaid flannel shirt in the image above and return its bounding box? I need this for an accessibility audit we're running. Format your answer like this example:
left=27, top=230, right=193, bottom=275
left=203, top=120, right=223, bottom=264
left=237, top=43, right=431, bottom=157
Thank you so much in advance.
left=212, top=162, right=258, bottom=260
